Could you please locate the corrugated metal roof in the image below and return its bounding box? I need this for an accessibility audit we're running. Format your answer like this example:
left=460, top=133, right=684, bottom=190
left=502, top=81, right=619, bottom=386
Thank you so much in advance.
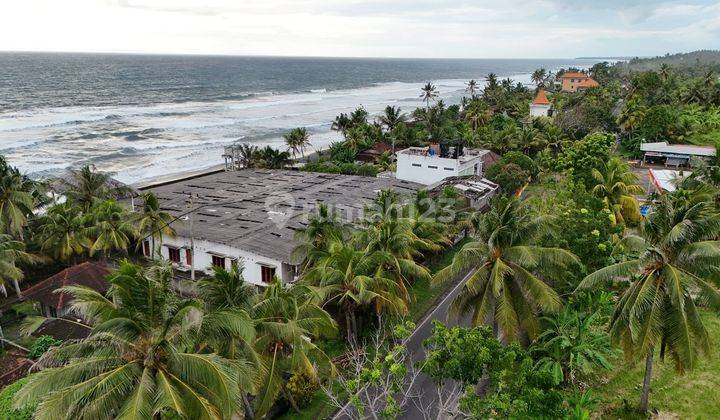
left=142, top=170, right=421, bottom=263
left=640, top=142, right=716, bottom=157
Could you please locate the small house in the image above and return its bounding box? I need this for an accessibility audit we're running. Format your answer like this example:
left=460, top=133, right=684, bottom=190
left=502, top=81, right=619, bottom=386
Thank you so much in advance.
left=558, top=72, right=599, bottom=92
left=529, top=88, right=552, bottom=117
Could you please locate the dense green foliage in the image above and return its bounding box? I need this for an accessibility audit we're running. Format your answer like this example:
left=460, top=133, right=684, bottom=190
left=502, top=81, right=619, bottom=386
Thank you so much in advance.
left=0, top=377, right=35, bottom=420
left=27, top=335, right=62, bottom=359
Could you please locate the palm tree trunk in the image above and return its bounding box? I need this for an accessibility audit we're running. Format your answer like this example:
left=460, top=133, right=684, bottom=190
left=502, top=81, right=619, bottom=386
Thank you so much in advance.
left=345, top=311, right=354, bottom=345
left=639, top=348, right=654, bottom=413
left=242, top=393, right=255, bottom=419
left=283, top=387, right=301, bottom=413
left=12, top=279, right=22, bottom=298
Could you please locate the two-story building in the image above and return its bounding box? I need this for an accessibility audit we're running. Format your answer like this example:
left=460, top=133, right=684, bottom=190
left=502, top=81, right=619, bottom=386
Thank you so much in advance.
left=395, top=146, right=488, bottom=185
left=558, top=71, right=599, bottom=92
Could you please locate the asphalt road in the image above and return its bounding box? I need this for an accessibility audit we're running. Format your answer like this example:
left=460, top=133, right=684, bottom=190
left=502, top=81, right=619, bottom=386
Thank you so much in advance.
left=333, top=268, right=475, bottom=420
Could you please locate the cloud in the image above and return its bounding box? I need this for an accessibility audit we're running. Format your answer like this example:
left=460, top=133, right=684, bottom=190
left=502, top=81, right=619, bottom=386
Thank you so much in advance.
left=0, top=0, right=718, bottom=57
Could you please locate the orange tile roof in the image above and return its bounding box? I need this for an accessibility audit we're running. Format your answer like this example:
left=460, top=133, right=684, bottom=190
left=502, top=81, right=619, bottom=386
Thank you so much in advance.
left=532, top=88, right=550, bottom=105
left=559, top=71, right=590, bottom=79
left=576, top=78, right=599, bottom=88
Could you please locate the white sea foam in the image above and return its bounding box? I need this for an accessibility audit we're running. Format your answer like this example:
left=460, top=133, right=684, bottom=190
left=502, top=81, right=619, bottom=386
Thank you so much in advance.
left=0, top=75, right=535, bottom=184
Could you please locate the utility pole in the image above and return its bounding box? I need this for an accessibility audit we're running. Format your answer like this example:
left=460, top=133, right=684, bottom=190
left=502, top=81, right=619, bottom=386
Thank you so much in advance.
left=187, top=192, right=196, bottom=281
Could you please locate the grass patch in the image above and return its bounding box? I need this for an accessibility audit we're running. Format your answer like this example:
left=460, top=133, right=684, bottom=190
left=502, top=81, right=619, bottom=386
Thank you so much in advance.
left=408, top=237, right=471, bottom=321
left=594, top=310, right=720, bottom=418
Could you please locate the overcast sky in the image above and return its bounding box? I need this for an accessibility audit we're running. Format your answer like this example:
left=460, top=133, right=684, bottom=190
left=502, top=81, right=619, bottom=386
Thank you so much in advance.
left=1, top=0, right=719, bottom=58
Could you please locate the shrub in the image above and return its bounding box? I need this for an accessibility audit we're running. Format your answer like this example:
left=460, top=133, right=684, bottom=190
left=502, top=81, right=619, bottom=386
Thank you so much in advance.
left=485, top=163, right=529, bottom=194
left=0, top=377, right=35, bottom=420
left=28, top=335, right=62, bottom=359
left=501, top=151, right=538, bottom=178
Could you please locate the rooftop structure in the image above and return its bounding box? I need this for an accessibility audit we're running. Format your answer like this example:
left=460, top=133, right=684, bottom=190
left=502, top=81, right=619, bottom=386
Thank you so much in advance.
left=22, top=262, right=111, bottom=318
left=558, top=71, right=599, bottom=92
left=648, top=169, right=692, bottom=193
left=529, top=88, right=552, bottom=117
left=140, top=169, right=421, bottom=286
left=395, top=146, right=486, bottom=185
left=428, top=176, right=499, bottom=210
left=640, top=142, right=716, bottom=167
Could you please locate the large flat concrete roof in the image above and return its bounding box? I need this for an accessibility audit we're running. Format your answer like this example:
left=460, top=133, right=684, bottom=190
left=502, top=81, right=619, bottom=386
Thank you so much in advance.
left=141, top=169, right=421, bottom=263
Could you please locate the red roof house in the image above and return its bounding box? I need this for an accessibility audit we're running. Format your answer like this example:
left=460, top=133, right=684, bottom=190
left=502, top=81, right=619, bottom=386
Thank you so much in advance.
left=22, top=262, right=111, bottom=318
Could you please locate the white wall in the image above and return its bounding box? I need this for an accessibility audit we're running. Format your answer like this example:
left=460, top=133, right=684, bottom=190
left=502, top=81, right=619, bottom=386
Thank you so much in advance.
left=396, top=152, right=482, bottom=185
left=530, top=104, right=551, bottom=117
left=154, top=235, right=288, bottom=287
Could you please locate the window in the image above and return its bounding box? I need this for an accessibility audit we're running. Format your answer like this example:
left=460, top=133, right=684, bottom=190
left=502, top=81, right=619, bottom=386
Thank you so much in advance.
left=444, top=167, right=454, bottom=171
left=185, top=249, right=193, bottom=266
left=261, top=265, right=276, bottom=283
left=168, top=247, right=180, bottom=263
left=428, top=165, right=438, bottom=169
left=142, top=240, right=151, bottom=257
left=211, top=255, right=225, bottom=269
left=411, top=163, right=421, bottom=167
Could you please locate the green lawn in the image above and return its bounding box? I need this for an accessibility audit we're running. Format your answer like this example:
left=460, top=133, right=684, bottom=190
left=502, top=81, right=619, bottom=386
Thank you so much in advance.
left=594, top=310, right=720, bottom=419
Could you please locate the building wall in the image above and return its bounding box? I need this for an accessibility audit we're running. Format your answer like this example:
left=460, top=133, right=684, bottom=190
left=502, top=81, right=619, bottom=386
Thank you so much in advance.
left=529, top=104, right=551, bottom=117
left=155, top=235, right=289, bottom=287
left=561, top=77, right=586, bottom=92
left=396, top=152, right=482, bottom=185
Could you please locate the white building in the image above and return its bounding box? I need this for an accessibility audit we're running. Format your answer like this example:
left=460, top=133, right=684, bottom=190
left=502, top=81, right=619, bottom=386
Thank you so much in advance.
left=529, top=88, right=551, bottom=118
left=395, top=146, right=486, bottom=185
left=138, top=169, right=420, bottom=288
left=647, top=169, right=692, bottom=193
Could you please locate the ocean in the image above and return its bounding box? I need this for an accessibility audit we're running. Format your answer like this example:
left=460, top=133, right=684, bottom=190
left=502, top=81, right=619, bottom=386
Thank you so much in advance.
left=0, top=53, right=599, bottom=184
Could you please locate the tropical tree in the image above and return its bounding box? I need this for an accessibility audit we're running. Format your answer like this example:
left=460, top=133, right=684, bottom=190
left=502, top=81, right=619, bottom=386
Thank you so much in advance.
left=531, top=68, right=548, bottom=87
left=235, top=143, right=260, bottom=168
left=15, top=261, right=254, bottom=419
left=290, top=203, right=349, bottom=271
left=0, top=233, right=36, bottom=297
left=302, top=244, right=404, bottom=343
left=35, top=202, right=89, bottom=263
left=531, top=307, right=613, bottom=385
left=85, top=200, right=137, bottom=259
left=0, top=160, right=36, bottom=238
left=256, top=146, right=291, bottom=169
left=197, top=264, right=262, bottom=418
left=331, top=113, right=352, bottom=136
left=61, top=165, right=130, bottom=211
left=135, top=192, right=175, bottom=259
left=576, top=194, right=720, bottom=412
left=420, top=82, right=439, bottom=109
left=284, top=127, right=312, bottom=159
left=253, top=281, right=336, bottom=416
left=466, top=79, right=479, bottom=98
left=590, top=158, right=644, bottom=226
left=434, top=196, right=579, bottom=343
left=377, top=105, right=407, bottom=132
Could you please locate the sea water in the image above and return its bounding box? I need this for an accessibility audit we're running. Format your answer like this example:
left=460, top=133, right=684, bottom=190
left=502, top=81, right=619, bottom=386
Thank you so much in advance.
left=0, top=53, right=598, bottom=184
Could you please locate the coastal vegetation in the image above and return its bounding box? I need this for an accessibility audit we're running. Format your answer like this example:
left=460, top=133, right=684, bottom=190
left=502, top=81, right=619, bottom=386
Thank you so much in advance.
left=1, top=50, right=720, bottom=419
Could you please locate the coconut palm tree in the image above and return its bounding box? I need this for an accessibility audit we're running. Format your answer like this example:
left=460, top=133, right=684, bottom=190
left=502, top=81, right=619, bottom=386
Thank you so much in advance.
left=257, top=146, right=291, bottom=169
left=14, top=261, right=254, bottom=419
left=302, top=244, right=404, bottom=343
left=331, top=113, right=352, bottom=136
left=0, top=233, right=36, bottom=297
left=0, top=162, right=36, bottom=238
left=35, top=202, right=89, bottom=263
left=377, top=105, right=407, bottom=133
left=135, top=192, right=175, bottom=259
left=466, top=79, right=479, bottom=98
left=61, top=165, right=130, bottom=211
left=658, top=63, right=672, bottom=82
left=284, top=127, right=312, bottom=159
left=576, top=194, right=720, bottom=412
left=531, top=68, right=548, bottom=87
left=590, top=158, right=644, bottom=226
left=290, top=203, right=350, bottom=271
left=253, top=281, right=336, bottom=416
left=236, top=143, right=260, bottom=168
left=434, top=196, right=579, bottom=343
left=420, top=82, right=439, bottom=109
left=197, top=264, right=262, bottom=419
left=85, top=200, right=137, bottom=259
